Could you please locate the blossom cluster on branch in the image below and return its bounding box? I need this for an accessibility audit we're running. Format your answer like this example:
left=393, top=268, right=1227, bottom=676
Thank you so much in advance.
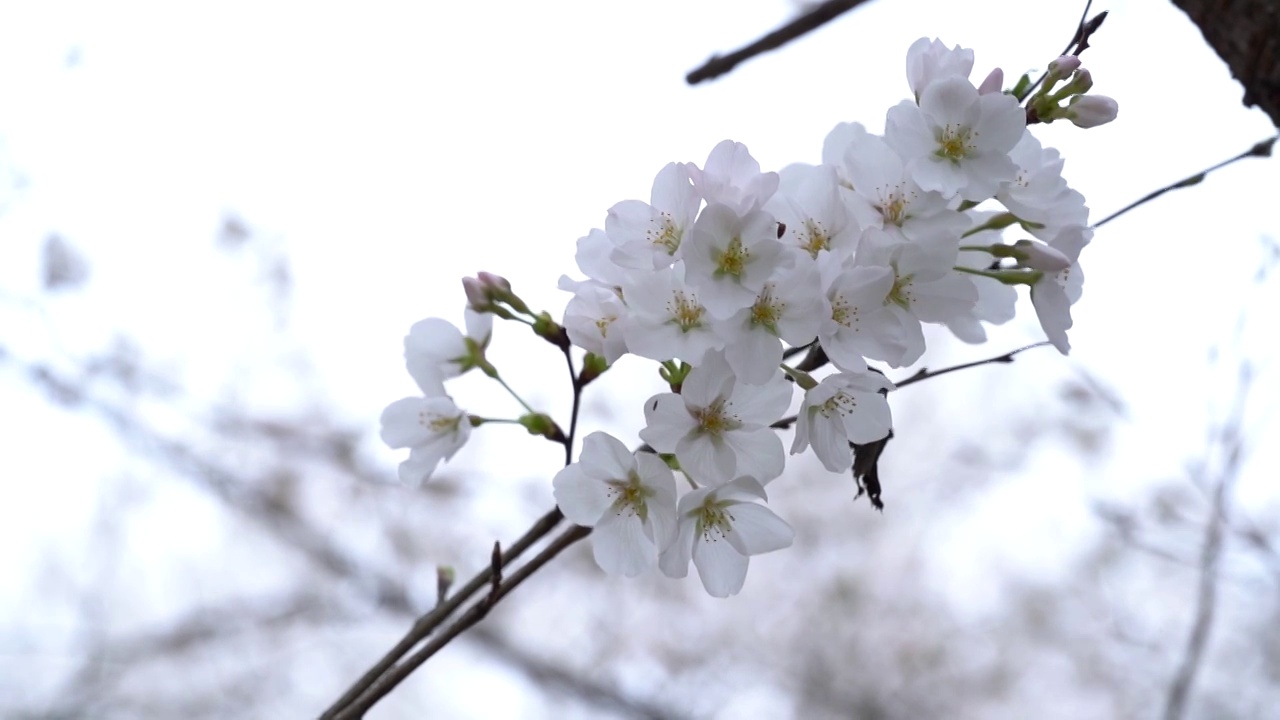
left=379, top=39, right=1116, bottom=597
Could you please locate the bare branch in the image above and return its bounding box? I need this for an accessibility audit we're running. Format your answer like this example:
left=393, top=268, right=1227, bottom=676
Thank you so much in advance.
left=893, top=342, right=1051, bottom=389
left=686, top=1, right=873, bottom=85
left=1093, top=135, right=1278, bottom=229
left=334, top=524, right=592, bottom=719
left=320, top=507, right=566, bottom=719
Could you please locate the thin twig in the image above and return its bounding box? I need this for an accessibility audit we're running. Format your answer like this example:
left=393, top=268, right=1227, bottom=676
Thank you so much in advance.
left=1017, top=2, right=1101, bottom=102
left=324, top=341, right=592, bottom=718
left=686, top=0, right=872, bottom=85
left=1093, top=135, right=1278, bottom=229
left=894, top=342, right=1050, bottom=388
left=487, top=542, right=503, bottom=604
left=334, top=524, right=593, bottom=719
left=770, top=342, right=1051, bottom=430
left=1163, top=364, right=1252, bottom=720
left=563, top=346, right=582, bottom=465
left=319, top=507, right=565, bottom=719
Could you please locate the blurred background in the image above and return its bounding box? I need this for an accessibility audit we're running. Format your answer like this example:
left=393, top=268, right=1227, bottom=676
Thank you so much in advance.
left=2, top=1, right=1279, bottom=718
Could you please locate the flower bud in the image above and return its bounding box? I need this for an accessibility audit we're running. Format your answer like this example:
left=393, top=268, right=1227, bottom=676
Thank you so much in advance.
left=1048, top=55, right=1080, bottom=79
left=978, top=67, right=1004, bottom=95
left=1066, top=95, right=1118, bottom=128
left=476, top=271, right=511, bottom=293
left=1063, top=68, right=1094, bottom=94
left=462, top=276, right=491, bottom=311
left=1013, top=239, right=1072, bottom=272
left=463, top=271, right=531, bottom=315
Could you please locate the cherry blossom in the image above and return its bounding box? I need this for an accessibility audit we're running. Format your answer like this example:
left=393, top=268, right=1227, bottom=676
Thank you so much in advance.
left=658, top=477, right=795, bottom=598
left=1031, top=225, right=1091, bottom=353
left=885, top=76, right=1025, bottom=201
left=404, top=310, right=493, bottom=396
left=793, top=371, right=895, bottom=472
left=380, top=396, right=471, bottom=484
left=640, top=352, right=791, bottom=486
left=553, top=432, right=677, bottom=577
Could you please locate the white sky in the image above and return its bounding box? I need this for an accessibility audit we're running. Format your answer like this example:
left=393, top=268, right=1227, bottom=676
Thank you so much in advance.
left=2, top=0, right=1279, bottom=716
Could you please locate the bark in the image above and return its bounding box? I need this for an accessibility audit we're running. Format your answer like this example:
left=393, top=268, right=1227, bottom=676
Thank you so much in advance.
left=1171, top=0, right=1280, bottom=127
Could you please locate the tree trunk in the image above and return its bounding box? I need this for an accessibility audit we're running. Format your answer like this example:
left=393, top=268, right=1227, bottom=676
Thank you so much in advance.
left=1171, top=0, right=1280, bottom=127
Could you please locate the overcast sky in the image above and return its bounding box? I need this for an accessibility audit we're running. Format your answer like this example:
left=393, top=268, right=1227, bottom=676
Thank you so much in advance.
left=2, top=1, right=1278, bottom=716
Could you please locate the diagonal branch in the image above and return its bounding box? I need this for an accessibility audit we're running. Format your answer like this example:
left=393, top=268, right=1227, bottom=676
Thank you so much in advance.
left=686, top=0, right=874, bottom=84
left=1092, top=135, right=1278, bottom=229
left=893, top=342, right=1051, bottom=388
left=320, top=507, right=566, bottom=719
left=333, top=524, right=592, bottom=719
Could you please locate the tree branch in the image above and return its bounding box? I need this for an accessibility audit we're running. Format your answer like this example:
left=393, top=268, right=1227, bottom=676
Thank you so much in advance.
left=1092, top=135, right=1278, bottom=229
left=686, top=0, right=874, bottom=84
left=333, top=524, right=592, bottom=719
left=893, top=342, right=1051, bottom=388
left=320, top=507, right=566, bottom=719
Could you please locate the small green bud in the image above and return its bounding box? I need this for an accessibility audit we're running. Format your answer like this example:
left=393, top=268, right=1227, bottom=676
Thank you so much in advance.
left=519, top=412, right=566, bottom=443
left=579, top=352, right=610, bottom=386
left=533, top=312, right=570, bottom=350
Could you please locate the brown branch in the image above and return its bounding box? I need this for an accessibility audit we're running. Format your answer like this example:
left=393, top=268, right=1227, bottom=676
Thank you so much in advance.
left=333, top=524, right=592, bottom=719
left=893, top=342, right=1051, bottom=388
left=686, top=0, right=873, bottom=85
left=1092, top=135, right=1277, bottom=229
left=320, top=507, right=566, bottom=719
left=1017, top=2, right=1105, bottom=102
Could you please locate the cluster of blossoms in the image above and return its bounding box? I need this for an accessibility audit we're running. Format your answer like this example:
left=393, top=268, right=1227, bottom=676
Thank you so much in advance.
left=381, top=39, right=1116, bottom=597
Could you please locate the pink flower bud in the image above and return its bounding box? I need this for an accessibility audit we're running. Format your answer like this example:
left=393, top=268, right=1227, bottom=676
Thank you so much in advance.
left=462, top=276, right=490, bottom=310
left=476, top=271, right=511, bottom=292
left=1066, top=95, right=1118, bottom=128
left=978, top=67, right=1004, bottom=95
left=1048, top=55, right=1080, bottom=79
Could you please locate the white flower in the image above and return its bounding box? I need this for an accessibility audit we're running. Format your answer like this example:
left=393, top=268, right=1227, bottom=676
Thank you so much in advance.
left=816, top=260, right=897, bottom=373
left=639, top=352, right=791, bottom=486
left=380, top=396, right=471, bottom=484
left=559, top=279, right=629, bottom=363
left=404, top=310, right=493, bottom=396
left=997, top=132, right=1089, bottom=240
left=885, top=76, right=1025, bottom=201
left=574, top=228, right=642, bottom=287
left=553, top=432, right=677, bottom=577
left=831, top=130, right=968, bottom=242
left=606, top=162, right=701, bottom=269
left=906, top=37, right=975, bottom=102
left=658, top=477, right=794, bottom=598
left=621, top=264, right=724, bottom=364
left=765, top=163, right=858, bottom=260
left=720, top=262, right=824, bottom=385
left=683, top=203, right=788, bottom=317
left=1031, top=225, right=1091, bottom=354
left=792, top=371, right=894, bottom=473
left=688, top=140, right=779, bottom=215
